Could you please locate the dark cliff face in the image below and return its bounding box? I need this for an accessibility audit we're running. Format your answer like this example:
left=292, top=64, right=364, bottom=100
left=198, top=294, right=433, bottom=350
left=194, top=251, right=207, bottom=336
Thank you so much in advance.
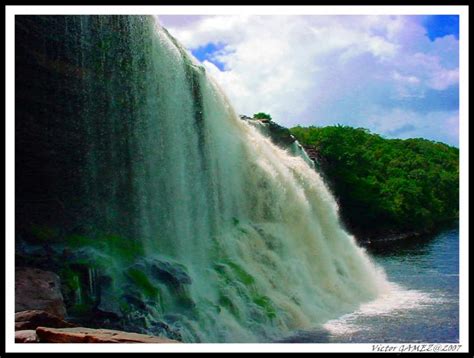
left=16, top=16, right=98, bottom=250
left=15, top=17, right=190, bottom=339
left=15, top=16, right=154, bottom=244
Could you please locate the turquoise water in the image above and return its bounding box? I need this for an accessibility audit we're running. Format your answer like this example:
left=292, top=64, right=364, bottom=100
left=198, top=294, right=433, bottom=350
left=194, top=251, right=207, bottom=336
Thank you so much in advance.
left=278, top=228, right=459, bottom=343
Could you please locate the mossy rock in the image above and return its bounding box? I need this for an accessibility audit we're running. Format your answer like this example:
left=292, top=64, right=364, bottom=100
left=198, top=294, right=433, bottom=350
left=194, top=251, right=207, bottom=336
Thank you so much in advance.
left=252, top=295, right=276, bottom=320
left=214, top=260, right=255, bottom=286
left=65, top=234, right=143, bottom=264
left=218, top=294, right=241, bottom=319
left=126, top=267, right=160, bottom=299
left=150, top=260, right=192, bottom=288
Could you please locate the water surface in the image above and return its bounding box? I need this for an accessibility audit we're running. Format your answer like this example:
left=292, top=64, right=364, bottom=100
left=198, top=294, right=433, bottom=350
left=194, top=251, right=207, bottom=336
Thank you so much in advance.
left=277, top=228, right=459, bottom=343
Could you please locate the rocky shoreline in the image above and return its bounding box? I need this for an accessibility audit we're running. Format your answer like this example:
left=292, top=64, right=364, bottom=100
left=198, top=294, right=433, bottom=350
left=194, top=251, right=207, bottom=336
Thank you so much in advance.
left=16, top=325, right=179, bottom=344
left=14, top=267, right=179, bottom=344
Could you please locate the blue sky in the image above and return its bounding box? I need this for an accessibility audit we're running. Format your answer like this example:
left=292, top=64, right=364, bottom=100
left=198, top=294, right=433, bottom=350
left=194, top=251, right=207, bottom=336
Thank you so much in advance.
left=191, top=42, right=228, bottom=71
left=423, top=15, right=459, bottom=41
left=159, top=15, right=459, bottom=146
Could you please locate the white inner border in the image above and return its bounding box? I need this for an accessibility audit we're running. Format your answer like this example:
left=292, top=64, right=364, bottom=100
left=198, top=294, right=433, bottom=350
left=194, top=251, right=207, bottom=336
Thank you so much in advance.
left=5, top=5, right=469, bottom=353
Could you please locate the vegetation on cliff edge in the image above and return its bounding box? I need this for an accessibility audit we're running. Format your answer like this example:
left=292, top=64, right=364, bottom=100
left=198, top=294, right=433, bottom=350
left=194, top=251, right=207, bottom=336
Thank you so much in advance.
left=253, top=112, right=272, bottom=121
left=290, top=125, right=459, bottom=238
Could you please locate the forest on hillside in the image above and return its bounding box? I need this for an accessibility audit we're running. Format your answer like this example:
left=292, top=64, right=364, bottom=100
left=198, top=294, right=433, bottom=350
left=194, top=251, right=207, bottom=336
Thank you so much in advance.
left=290, top=125, right=459, bottom=239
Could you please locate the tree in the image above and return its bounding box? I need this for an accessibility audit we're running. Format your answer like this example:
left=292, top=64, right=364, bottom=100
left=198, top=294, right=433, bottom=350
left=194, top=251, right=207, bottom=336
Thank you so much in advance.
left=253, top=112, right=272, bottom=121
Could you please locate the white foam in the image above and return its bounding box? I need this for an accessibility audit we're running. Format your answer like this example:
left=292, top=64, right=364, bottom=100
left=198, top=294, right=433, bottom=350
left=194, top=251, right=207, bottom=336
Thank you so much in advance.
left=323, top=282, right=442, bottom=335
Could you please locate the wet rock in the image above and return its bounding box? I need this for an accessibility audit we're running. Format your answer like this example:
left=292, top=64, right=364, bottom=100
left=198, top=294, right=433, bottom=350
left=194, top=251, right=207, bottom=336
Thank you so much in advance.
left=239, top=115, right=295, bottom=147
left=149, top=320, right=183, bottom=342
left=15, top=310, right=76, bottom=331
left=150, top=260, right=192, bottom=288
left=124, top=293, right=148, bottom=310
left=15, top=330, right=39, bottom=343
left=95, top=284, right=122, bottom=320
left=15, top=267, right=67, bottom=318
left=266, top=121, right=296, bottom=146
left=35, top=326, right=179, bottom=343
left=64, top=307, right=124, bottom=333
left=15, top=236, right=65, bottom=273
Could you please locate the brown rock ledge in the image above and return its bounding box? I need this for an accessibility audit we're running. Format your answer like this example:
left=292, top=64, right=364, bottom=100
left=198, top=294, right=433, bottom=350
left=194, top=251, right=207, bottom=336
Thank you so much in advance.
left=15, top=330, right=39, bottom=343
left=15, top=310, right=76, bottom=331
left=35, top=327, right=180, bottom=343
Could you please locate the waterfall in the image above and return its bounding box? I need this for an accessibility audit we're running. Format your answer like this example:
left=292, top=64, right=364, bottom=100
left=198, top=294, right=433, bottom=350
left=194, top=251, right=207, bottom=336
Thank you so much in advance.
left=15, top=15, right=389, bottom=343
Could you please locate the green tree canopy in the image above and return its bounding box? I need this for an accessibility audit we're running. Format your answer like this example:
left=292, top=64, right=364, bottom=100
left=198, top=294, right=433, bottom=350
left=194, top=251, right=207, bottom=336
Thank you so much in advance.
left=290, top=125, right=459, bottom=238
left=253, top=112, right=272, bottom=121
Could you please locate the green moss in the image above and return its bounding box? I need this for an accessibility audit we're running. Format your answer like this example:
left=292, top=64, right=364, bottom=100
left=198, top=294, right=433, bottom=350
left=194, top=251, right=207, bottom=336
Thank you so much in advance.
left=64, top=234, right=143, bottom=264
left=60, top=265, right=82, bottom=287
left=70, top=303, right=92, bottom=315
left=103, top=235, right=144, bottom=263
left=238, top=227, right=248, bottom=235
left=252, top=295, right=276, bottom=319
left=214, top=260, right=255, bottom=286
left=173, top=289, right=195, bottom=314
left=214, top=259, right=277, bottom=321
left=225, top=261, right=255, bottom=286
left=59, top=265, right=92, bottom=310
left=119, top=300, right=132, bottom=314
left=60, top=267, right=81, bottom=291
left=218, top=294, right=240, bottom=319
left=65, top=234, right=95, bottom=248
left=126, top=268, right=159, bottom=299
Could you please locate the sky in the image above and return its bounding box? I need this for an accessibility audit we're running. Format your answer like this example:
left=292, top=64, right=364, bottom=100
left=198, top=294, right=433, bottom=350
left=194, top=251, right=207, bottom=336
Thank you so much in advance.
left=158, top=15, right=459, bottom=147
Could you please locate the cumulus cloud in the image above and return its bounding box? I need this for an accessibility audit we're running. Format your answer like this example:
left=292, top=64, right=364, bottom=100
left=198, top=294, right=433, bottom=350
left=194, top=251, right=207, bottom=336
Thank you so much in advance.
left=159, top=15, right=459, bottom=146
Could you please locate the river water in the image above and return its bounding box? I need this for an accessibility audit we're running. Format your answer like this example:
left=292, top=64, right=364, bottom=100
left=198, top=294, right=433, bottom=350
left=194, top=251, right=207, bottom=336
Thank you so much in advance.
left=278, top=228, right=459, bottom=343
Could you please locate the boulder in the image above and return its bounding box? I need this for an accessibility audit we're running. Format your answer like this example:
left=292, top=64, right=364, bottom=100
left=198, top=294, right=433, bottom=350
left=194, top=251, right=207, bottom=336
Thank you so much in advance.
left=15, top=267, right=67, bottom=318
left=15, top=310, right=76, bottom=331
left=15, top=330, right=38, bottom=343
left=35, top=327, right=179, bottom=343
left=150, top=260, right=192, bottom=288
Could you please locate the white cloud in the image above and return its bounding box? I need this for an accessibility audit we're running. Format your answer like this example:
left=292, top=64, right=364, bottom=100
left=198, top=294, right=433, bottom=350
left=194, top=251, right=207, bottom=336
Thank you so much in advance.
left=159, top=15, right=459, bottom=146
left=392, top=71, right=420, bottom=85
left=428, top=68, right=459, bottom=90
left=363, top=108, right=459, bottom=146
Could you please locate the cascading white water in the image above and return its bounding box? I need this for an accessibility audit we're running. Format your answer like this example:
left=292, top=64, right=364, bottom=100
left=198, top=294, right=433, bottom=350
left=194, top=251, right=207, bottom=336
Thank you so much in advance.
left=245, top=118, right=316, bottom=168
left=130, top=19, right=390, bottom=342
left=19, top=15, right=390, bottom=343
